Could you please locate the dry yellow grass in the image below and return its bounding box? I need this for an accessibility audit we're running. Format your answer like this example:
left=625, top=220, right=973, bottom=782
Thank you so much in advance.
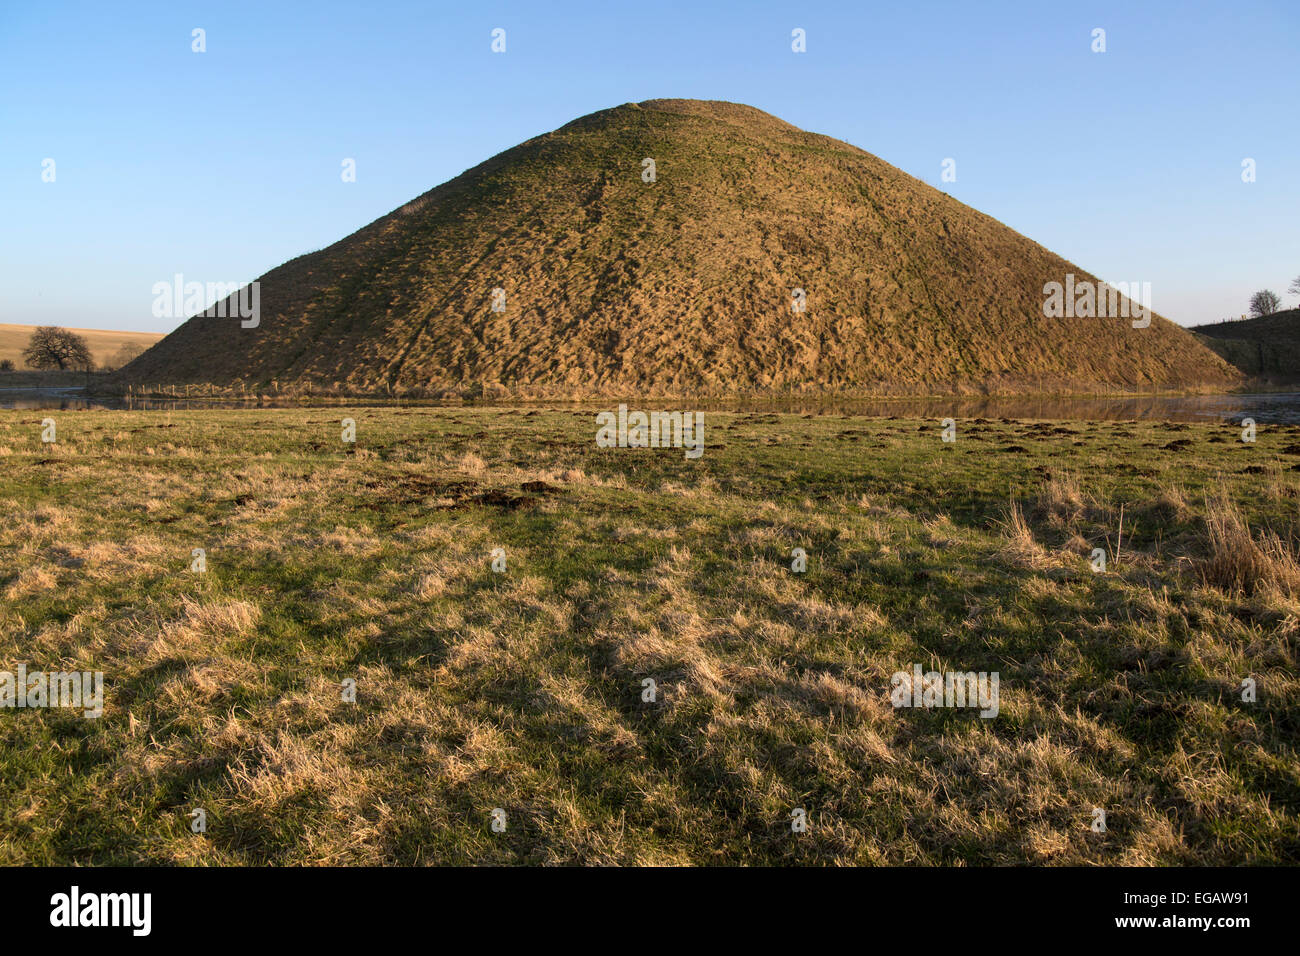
left=1198, top=495, right=1300, bottom=596
left=117, top=99, right=1239, bottom=397
left=1, top=407, right=1296, bottom=865
left=0, top=323, right=164, bottom=370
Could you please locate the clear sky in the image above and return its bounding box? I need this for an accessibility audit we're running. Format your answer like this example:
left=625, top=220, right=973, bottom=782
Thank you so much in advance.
left=2, top=0, right=1296, bottom=333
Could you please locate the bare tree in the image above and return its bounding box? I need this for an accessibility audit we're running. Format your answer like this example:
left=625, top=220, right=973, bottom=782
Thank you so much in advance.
left=1289, top=275, right=1300, bottom=301
left=21, top=327, right=95, bottom=371
left=1249, top=290, right=1281, bottom=318
left=0, top=359, right=14, bottom=372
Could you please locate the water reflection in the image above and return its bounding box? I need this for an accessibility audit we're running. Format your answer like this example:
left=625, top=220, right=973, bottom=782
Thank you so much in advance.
left=3, top=387, right=1300, bottom=423
left=688, top=392, right=1300, bottom=424
left=0, top=388, right=110, bottom=411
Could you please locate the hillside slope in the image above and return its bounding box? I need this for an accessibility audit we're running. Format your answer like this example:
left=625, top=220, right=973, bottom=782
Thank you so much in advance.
left=117, top=99, right=1240, bottom=396
left=1191, top=309, right=1300, bottom=383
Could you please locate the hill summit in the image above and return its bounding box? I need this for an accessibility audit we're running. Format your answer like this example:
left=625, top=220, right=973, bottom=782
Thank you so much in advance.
left=119, top=99, right=1240, bottom=396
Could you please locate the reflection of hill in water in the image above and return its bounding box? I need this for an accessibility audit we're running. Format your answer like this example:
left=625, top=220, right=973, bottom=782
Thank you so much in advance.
left=686, top=393, right=1300, bottom=423
left=5, top=388, right=1300, bottom=423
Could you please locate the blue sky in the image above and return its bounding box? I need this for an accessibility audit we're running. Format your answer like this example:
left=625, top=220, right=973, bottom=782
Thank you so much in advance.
left=1, top=0, right=1296, bottom=333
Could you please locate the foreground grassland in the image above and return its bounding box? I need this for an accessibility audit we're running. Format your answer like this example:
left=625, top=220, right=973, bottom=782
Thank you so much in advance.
left=1, top=407, right=1298, bottom=865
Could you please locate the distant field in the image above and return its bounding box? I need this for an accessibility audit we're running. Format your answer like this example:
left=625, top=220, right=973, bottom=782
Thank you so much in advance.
left=0, top=323, right=164, bottom=370
left=0, top=408, right=1297, bottom=864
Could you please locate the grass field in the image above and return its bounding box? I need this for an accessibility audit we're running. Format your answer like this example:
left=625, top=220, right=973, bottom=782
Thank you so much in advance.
left=1, top=406, right=1297, bottom=864
left=0, top=324, right=164, bottom=371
